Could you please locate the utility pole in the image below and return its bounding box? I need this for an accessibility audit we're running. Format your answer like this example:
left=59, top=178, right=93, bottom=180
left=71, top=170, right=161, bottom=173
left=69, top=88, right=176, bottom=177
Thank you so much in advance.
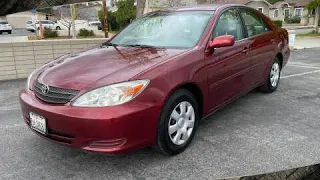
left=103, top=0, right=109, bottom=38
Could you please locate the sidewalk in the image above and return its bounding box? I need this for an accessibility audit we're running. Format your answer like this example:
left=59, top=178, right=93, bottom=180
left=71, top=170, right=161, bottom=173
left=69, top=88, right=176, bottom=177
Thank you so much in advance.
left=293, top=36, right=320, bottom=50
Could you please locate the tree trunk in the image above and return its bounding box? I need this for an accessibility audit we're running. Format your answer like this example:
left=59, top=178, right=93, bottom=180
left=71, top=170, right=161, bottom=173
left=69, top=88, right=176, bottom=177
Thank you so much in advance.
left=68, top=26, right=71, bottom=37
left=315, top=6, right=319, bottom=33
left=136, top=0, right=146, bottom=18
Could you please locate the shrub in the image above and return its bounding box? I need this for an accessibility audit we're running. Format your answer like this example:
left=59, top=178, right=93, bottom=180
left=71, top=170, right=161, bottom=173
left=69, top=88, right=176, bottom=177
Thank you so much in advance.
left=272, top=20, right=283, bottom=28
left=78, top=29, right=95, bottom=37
left=285, top=16, right=301, bottom=24
left=43, top=27, right=58, bottom=38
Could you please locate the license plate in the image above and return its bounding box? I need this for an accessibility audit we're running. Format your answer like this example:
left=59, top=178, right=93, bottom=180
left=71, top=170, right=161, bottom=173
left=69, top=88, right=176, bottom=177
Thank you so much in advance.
left=29, top=112, right=47, bottom=135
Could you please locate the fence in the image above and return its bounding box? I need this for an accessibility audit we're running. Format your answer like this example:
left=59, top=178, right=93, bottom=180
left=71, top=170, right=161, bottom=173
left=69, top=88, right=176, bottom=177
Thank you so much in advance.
left=0, top=38, right=107, bottom=81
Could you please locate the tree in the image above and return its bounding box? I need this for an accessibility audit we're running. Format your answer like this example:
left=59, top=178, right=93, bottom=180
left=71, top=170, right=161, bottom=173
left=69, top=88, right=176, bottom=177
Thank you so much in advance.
left=306, top=0, right=320, bottom=33
left=98, top=10, right=119, bottom=31
left=116, top=0, right=136, bottom=28
left=55, top=4, right=91, bottom=37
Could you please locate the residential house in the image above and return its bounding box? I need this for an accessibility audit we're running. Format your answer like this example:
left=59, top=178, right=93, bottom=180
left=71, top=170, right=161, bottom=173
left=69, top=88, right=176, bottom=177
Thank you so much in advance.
left=269, top=0, right=314, bottom=21
left=211, top=0, right=314, bottom=20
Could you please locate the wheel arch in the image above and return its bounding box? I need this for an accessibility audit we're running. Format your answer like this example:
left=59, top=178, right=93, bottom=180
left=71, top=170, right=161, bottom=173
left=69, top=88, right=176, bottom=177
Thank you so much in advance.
left=166, top=82, right=204, bottom=119
left=276, top=53, right=283, bottom=69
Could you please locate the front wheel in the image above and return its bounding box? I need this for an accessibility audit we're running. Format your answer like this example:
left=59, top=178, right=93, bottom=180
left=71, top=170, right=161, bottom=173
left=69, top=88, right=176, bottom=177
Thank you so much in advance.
left=8, top=31, right=12, bottom=34
left=259, top=57, right=281, bottom=93
left=56, top=26, right=61, bottom=30
left=154, top=89, right=199, bottom=155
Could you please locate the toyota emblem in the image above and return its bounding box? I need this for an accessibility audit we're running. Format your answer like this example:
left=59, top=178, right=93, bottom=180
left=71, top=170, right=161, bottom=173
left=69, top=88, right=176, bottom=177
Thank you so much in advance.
left=41, top=84, right=50, bottom=94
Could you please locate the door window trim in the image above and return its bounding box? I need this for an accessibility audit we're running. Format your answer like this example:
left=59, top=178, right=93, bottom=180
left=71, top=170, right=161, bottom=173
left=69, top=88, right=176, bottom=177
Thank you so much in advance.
left=210, top=7, right=247, bottom=43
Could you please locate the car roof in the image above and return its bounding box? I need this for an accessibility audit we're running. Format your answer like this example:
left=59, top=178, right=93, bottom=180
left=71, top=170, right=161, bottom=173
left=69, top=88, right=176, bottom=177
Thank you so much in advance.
left=166, top=4, right=246, bottom=11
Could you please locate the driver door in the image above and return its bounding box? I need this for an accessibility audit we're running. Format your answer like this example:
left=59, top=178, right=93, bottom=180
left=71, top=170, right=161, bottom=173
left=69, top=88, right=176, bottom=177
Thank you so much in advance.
left=205, top=8, right=251, bottom=110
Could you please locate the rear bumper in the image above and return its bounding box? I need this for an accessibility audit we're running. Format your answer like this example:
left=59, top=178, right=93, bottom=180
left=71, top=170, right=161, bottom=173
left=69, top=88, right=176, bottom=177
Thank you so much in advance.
left=19, top=89, right=161, bottom=154
left=0, top=28, right=12, bottom=31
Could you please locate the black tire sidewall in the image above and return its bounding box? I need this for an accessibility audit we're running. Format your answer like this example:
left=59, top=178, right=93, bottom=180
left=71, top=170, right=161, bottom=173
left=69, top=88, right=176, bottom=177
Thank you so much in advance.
left=158, top=89, right=199, bottom=155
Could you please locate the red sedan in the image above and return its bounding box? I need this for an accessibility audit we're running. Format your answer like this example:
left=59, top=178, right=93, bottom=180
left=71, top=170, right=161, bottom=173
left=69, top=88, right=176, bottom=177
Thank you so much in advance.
left=19, top=4, right=290, bottom=155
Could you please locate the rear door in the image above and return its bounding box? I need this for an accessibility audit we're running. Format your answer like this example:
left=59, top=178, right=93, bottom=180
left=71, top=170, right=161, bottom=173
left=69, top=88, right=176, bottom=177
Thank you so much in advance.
left=239, top=8, right=276, bottom=86
left=206, top=8, right=251, bottom=110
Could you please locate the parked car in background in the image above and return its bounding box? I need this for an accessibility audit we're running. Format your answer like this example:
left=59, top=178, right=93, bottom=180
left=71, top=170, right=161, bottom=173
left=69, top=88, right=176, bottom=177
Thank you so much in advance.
left=26, top=20, right=36, bottom=32
left=88, top=18, right=102, bottom=30
left=0, top=20, right=12, bottom=34
left=35, top=20, right=61, bottom=30
left=20, top=5, right=290, bottom=156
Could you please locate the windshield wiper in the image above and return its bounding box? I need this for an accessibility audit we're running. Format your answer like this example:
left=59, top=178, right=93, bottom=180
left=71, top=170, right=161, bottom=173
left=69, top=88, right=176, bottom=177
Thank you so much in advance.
left=124, top=44, right=157, bottom=48
left=102, top=42, right=118, bottom=47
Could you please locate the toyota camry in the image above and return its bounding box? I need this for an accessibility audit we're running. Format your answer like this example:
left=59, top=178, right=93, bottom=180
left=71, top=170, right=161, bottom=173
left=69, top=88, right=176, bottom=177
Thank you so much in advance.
left=19, top=4, right=290, bottom=155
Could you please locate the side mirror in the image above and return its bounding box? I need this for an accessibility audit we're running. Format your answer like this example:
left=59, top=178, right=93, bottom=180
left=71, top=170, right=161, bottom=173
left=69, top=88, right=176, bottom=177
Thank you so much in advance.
left=208, top=35, right=235, bottom=49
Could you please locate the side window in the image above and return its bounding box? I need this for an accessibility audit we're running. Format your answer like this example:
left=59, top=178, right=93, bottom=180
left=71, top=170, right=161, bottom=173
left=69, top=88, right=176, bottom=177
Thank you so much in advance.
left=213, top=9, right=244, bottom=41
left=240, top=9, right=270, bottom=37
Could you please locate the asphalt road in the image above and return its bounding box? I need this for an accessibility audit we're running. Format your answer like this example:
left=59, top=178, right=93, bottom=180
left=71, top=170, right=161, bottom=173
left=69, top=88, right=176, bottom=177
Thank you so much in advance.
left=0, top=29, right=35, bottom=41
left=1, top=48, right=320, bottom=180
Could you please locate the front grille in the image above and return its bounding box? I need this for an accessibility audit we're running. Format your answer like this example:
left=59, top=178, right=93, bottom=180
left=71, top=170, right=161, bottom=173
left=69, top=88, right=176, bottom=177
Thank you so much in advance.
left=47, top=129, right=75, bottom=144
left=34, top=80, right=79, bottom=104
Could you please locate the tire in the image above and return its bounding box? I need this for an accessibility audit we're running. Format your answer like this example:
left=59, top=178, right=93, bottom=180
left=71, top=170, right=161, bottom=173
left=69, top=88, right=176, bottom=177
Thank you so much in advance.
left=0, top=31, right=2, bottom=34
left=259, top=57, right=281, bottom=93
left=8, top=31, right=12, bottom=34
left=154, top=89, right=199, bottom=155
left=56, top=26, right=61, bottom=30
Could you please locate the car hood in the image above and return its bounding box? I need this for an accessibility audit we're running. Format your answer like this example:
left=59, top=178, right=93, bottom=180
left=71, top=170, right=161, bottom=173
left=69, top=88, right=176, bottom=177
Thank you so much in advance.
left=36, top=45, right=187, bottom=91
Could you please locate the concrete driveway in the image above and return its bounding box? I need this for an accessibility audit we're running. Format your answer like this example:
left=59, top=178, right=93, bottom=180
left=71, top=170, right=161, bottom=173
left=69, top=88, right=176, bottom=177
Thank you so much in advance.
left=0, top=48, right=320, bottom=180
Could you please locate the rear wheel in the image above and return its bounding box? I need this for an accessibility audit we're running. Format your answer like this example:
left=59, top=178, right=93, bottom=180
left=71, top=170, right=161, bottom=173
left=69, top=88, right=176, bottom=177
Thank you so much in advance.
left=259, top=57, right=281, bottom=93
left=8, top=31, right=12, bottom=34
left=154, top=89, right=199, bottom=155
left=56, top=26, right=61, bottom=30
left=0, top=31, right=2, bottom=34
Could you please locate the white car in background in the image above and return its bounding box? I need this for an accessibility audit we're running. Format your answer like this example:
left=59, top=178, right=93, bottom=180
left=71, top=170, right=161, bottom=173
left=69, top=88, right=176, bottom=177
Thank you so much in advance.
left=26, top=20, right=36, bottom=32
left=0, top=20, right=12, bottom=34
left=35, top=20, right=61, bottom=30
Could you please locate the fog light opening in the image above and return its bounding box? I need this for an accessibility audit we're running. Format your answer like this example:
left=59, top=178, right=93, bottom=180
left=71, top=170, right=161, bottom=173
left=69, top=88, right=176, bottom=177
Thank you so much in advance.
left=88, top=138, right=127, bottom=149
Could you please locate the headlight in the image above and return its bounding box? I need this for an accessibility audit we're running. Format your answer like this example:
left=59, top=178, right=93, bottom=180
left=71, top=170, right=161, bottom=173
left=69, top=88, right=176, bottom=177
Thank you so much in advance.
left=72, top=80, right=150, bottom=107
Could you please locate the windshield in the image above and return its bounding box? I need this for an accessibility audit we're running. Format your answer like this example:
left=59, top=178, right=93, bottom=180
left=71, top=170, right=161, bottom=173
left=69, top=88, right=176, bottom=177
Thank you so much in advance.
left=27, top=21, right=32, bottom=24
left=110, top=11, right=214, bottom=48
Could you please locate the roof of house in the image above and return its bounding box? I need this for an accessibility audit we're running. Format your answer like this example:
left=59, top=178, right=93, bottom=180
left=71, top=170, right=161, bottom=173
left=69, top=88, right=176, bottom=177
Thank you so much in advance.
left=271, top=0, right=311, bottom=8
left=212, top=0, right=311, bottom=8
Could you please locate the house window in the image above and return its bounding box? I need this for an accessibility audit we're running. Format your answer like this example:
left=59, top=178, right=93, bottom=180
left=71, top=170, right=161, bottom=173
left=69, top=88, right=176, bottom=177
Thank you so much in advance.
left=284, top=8, right=290, bottom=17
left=295, top=8, right=303, bottom=17
left=257, top=7, right=263, bottom=13
left=274, top=9, right=279, bottom=18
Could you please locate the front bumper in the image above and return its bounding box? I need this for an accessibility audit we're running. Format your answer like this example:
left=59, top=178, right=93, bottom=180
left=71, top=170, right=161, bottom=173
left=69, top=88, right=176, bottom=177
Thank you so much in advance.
left=19, top=89, right=161, bottom=154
